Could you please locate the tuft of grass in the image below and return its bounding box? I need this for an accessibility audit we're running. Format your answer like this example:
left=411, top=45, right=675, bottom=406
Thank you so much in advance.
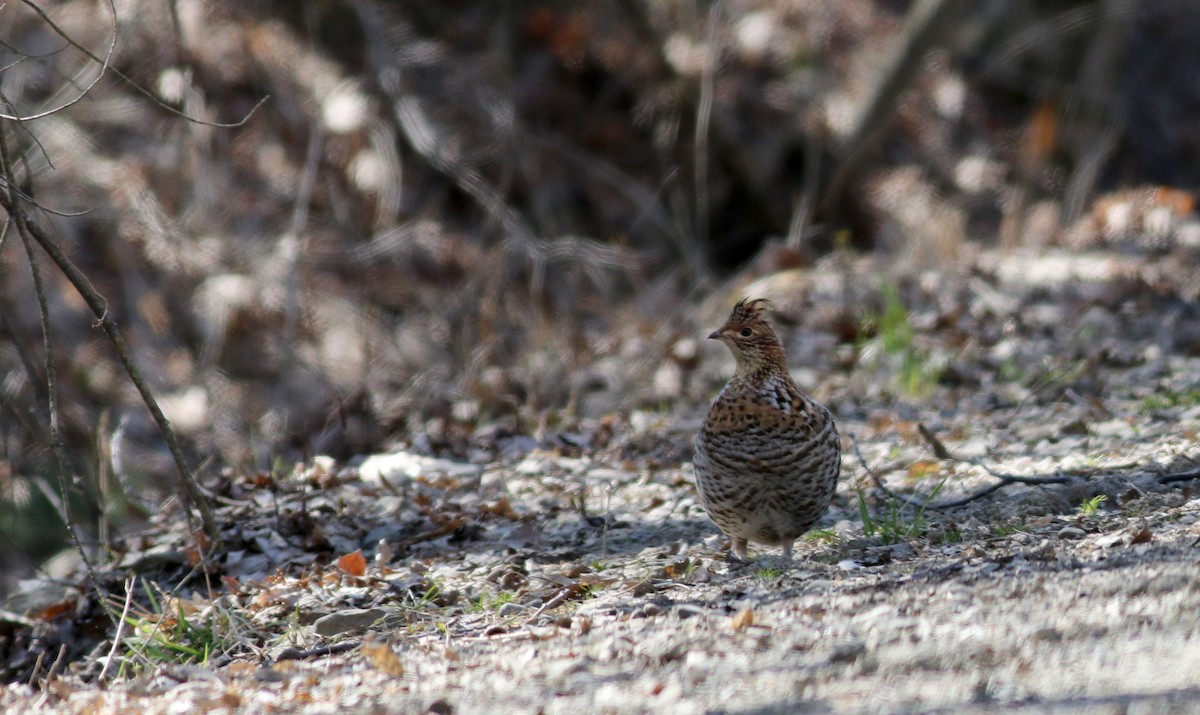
left=857, top=480, right=946, bottom=545
left=858, top=285, right=946, bottom=398
left=804, top=528, right=840, bottom=544
left=467, top=590, right=517, bottom=614
left=1077, top=494, right=1107, bottom=516
left=989, top=523, right=1024, bottom=538
left=114, top=581, right=255, bottom=678
left=579, top=583, right=604, bottom=600
left=411, top=579, right=442, bottom=608
left=930, top=526, right=963, bottom=544
left=755, top=566, right=785, bottom=580
left=997, top=356, right=1027, bottom=384
left=1141, top=388, right=1200, bottom=412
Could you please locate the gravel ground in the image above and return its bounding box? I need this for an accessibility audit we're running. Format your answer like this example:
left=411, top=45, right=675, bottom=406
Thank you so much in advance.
left=5, top=250, right=1200, bottom=713
left=4, top=415, right=1199, bottom=714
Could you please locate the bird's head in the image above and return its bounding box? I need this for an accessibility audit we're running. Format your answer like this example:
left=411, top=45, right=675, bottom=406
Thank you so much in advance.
left=708, top=297, right=787, bottom=374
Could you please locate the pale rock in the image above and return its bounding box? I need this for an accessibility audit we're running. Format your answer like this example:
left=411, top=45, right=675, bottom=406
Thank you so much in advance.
left=358, top=451, right=482, bottom=482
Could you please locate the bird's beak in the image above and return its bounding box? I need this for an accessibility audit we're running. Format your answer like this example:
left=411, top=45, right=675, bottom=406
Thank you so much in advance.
left=707, top=330, right=721, bottom=340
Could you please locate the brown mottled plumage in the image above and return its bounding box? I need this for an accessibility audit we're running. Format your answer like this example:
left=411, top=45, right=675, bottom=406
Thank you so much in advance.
left=693, top=297, right=841, bottom=560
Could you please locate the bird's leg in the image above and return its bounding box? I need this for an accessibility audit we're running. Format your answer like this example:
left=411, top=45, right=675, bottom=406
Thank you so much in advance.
left=781, top=539, right=794, bottom=561
left=730, top=537, right=749, bottom=561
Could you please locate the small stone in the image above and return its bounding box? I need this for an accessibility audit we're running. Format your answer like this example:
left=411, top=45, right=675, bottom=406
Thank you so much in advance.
left=954, top=437, right=990, bottom=458
left=497, top=602, right=525, bottom=618
left=638, top=603, right=663, bottom=618
left=1059, top=418, right=1089, bottom=436
left=358, top=451, right=481, bottom=482
left=829, top=639, right=866, bottom=663
left=1056, top=527, right=1086, bottom=540
left=312, top=607, right=387, bottom=637
left=675, top=604, right=705, bottom=620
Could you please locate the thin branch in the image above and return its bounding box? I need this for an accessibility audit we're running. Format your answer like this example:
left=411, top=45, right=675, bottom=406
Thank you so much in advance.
left=98, top=577, right=135, bottom=683
left=0, top=126, right=99, bottom=581
left=691, top=3, right=718, bottom=280
left=43, top=642, right=68, bottom=684
left=850, top=431, right=1075, bottom=511
left=1, top=0, right=117, bottom=122
left=0, top=111, right=96, bottom=217
left=820, top=0, right=961, bottom=214
left=917, top=422, right=952, bottom=459
left=0, top=134, right=220, bottom=543
left=271, top=641, right=361, bottom=664
left=282, top=122, right=323, bottom=348
left=1157, top=466, right=1200, bottom=484
left=26, top=650, right=45, bottom=689
left=14, top=0, right=267, bottom=128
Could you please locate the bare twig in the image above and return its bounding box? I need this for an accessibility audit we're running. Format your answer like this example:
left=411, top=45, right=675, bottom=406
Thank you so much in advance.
left=850, top=431, right=1074, bottom=511
left=44, top=643, right=68, bottom=684
left=851, top=432, right=928, bottom=508
left=272, top=642, right=361, bottom=664
left=691, top=3, right=718, bottom=280
left=26, top=650, right=45, bottom=689
left=14, top=0, right=267, bottom=128
left=98, top=577, right=135, bottom=683
left=2, top=0, right=117, bottom=122
left=526, top=587, right=574, bottom=624
left=1157, top=467, right=1200, bottom=484
left=0, top=122, right=97, bottom=577
left=282, top=122, right=323, bottom=349
left=917, top=422, right=953, bottom=459
left=0, top=134, right=220, bottom=543
left=820, top=0, right=962, bottom=214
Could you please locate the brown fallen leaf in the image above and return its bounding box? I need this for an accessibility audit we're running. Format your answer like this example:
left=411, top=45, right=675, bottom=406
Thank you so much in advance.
left=1129, top=527, right=1153, bottom=544
left=361, top=637, right=406, bottom=676
left=481, top=497, right=520, bottom=519
left=337, top=549, right=367, bottom=577
left=907, top=459, right=942, bottom=479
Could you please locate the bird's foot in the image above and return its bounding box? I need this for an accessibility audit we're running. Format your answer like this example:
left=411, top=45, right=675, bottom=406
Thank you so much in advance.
left=726, top=538, right=750, bottom=563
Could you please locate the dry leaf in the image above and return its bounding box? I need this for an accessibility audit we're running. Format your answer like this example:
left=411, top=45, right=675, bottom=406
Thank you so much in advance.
left=732, top=608, right=755, bottom=631
left=907, top=459, right=942, bottom=479
left=337, top=549, right=367, bottom=577
left=36, top=600, right=74, bottom=621
left=1129, top=527, right=1153, bottom=544
left=361, top=638, right=406, bottom=676
left=481, top=497, right=519, bottom=519
left=1026, top=100, right=1059, bottom=161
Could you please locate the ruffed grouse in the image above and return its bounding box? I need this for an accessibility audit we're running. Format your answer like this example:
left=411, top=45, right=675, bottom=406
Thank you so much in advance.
left=693, top=297, right=841, bottom=560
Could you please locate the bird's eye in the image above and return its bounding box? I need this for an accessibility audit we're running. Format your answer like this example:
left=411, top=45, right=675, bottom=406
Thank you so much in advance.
left=739, top=327, right=753, bottom=337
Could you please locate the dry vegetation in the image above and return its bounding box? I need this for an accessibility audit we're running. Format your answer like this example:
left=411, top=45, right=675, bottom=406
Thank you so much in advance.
left=2, top=0, right=1200, bottom=711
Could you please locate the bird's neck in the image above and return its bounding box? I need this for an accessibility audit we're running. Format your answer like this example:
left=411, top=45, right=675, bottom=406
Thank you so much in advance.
left=733, top=358, right=790, bottom=384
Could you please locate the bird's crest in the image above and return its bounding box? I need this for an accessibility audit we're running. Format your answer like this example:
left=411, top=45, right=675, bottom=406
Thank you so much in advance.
left=729, top=297, right=770, bottom=323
